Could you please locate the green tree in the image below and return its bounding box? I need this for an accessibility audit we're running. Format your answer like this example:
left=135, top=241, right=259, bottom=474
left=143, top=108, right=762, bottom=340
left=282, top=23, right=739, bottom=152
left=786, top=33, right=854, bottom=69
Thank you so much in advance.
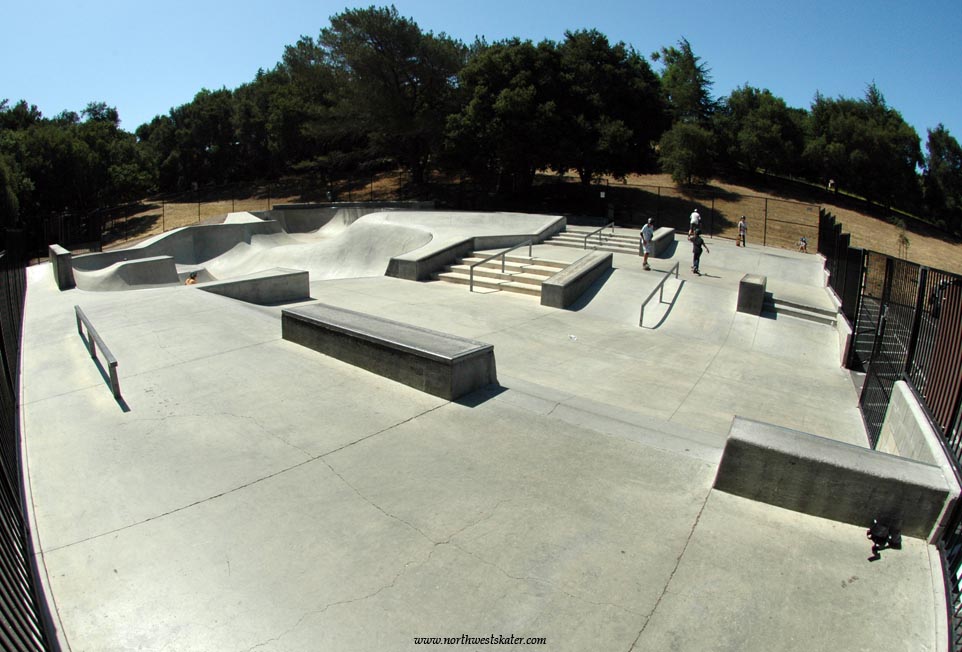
left=923, top=124, right=962, bottom=234
left=658, top=122, right=714, bottom=184
left=0, top=156, right=19, bottom=227
left=714, top=85, right=805, bottom=175
left=320, top=5, right=466, bottom=185
left=553, top=29, right=667, bottom=184
left=803, top=84, right=922, bottom=208
left=445, top=38, right=562, bottom=192
left=651, top=38, right=715, bottom=126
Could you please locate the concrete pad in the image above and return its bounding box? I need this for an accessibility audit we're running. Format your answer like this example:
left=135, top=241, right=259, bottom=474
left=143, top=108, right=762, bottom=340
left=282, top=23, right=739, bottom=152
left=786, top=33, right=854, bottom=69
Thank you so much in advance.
left=17, top=213, right=945, bottom=651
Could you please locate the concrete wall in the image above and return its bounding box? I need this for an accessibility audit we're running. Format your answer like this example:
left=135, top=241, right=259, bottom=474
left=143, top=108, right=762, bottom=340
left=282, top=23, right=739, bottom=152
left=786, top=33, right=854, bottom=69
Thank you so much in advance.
left=714, top=417, right=954, bottom=540
left=49, top=244, right=75, bottom=291
left=541, top=252, right=612, bottom=309
left=876, top=381, right=961, bottom=540
left=197, top=268, right=310, bottom=305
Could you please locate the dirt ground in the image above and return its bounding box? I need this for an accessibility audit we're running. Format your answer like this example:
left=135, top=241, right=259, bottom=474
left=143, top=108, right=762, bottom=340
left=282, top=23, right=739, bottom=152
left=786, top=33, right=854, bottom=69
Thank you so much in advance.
left=105, top=171, right=962, bottom=276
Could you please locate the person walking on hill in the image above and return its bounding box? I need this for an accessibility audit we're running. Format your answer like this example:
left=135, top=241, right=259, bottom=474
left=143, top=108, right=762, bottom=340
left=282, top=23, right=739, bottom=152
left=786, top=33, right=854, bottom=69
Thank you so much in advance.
left=691, top=228, right=709, bottom=275
left=640, top=218, right=654, bottom=270
left=737, top=216, right=747, bottom=247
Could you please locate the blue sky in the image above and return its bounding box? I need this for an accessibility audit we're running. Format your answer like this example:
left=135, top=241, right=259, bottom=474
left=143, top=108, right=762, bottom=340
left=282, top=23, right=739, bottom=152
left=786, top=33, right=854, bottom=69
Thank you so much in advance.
left=3, top=0, right=960, bottom=149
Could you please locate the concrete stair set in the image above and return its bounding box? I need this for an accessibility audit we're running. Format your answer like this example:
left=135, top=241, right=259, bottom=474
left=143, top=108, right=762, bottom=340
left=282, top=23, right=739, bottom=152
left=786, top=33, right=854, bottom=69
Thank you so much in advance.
left=434, top=254, right=569, bottom=296
left=764, top=297, right=838, bottom=326
left=543, top=226, right=640, bottom=255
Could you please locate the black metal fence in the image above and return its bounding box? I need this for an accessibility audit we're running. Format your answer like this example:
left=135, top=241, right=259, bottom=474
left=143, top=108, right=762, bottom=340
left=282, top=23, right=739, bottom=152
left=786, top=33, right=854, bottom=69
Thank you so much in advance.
left=0, top=230, right=56, bottom=650
left=820, top=209, right=962, bottom=651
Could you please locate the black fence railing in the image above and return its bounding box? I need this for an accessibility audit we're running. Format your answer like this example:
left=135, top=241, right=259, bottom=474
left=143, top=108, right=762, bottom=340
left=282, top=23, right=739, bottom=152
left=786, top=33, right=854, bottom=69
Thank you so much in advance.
left=820, top=209, right=962, bottom=652
left=0, top=230, right=56, bottom=650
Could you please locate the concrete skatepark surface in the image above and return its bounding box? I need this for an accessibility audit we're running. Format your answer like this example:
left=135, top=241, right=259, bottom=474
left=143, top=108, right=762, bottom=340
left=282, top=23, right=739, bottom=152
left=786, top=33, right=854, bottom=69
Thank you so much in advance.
left=21, top=216, right=947, bottom=651
left=70, top=209, right=563, bottom=290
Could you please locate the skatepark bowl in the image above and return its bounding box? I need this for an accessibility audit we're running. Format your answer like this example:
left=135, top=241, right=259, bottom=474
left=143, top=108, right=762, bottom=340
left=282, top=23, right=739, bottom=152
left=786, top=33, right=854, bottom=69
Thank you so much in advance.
left=21, top=206, right=953, bottom=651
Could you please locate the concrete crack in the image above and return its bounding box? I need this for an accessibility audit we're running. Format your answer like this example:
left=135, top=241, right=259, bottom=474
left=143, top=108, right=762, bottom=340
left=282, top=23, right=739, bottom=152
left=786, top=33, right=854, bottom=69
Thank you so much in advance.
left=44, top=403, right=449, bottom=553
left=446, top=540, right=645, bottom=618
left=244, top=544, right=442, bottom=652
left=626, top=490, right=712, bottom=651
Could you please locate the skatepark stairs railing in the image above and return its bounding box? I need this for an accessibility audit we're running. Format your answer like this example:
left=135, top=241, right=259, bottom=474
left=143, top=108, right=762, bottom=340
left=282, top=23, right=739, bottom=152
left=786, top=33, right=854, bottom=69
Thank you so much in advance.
left=639, top=262, right=681, bottom=328
left=469, top=239, right=535, bottom=292
left=583, top=222, right=615, bottom=249
left=74, top=306, right=122, bottom=400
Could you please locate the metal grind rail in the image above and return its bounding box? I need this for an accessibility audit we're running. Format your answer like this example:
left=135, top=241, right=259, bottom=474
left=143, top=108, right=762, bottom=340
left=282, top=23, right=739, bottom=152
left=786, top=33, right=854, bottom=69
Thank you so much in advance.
left=583, top=222, right=615, bottom=249
left=75, top=305, right=122, bottom=399
left=639, top=262, right=681, bottom=327
left=469, top=239, right=535, bottom=292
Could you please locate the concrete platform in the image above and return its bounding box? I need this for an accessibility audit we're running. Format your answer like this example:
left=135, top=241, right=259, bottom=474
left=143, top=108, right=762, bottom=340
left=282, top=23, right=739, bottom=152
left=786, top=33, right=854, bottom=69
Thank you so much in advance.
left=19, top=216, right=946, bottom=651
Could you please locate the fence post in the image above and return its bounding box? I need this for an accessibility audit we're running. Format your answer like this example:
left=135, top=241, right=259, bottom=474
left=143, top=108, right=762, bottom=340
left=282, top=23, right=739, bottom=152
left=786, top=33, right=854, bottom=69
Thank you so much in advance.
left=162, top=200, right=166, bottom=232
left=710, top=196, right=715, bottom=237
left=763, top=198, right=768, bottom=247
left=903, top=267, right=929, bottom=379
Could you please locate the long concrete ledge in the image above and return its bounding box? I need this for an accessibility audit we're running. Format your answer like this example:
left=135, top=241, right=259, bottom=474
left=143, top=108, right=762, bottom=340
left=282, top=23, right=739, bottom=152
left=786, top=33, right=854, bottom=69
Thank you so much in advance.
left=281, top=303, right=498, bottom=400
left=540, top=251, right=612, bottom=309
left=197, top=268, right=310, bottom=305
left=49, top=244, right=76, bottom=290
left=713, top=417, right=953, bottom=539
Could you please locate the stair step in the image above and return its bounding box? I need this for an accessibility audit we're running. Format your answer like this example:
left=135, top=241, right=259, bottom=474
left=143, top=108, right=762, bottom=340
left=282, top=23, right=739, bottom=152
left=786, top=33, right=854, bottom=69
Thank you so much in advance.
left=460, top=257, right=564, bottom=275
left=763, top=301, right=837, bottom=326
left=447, top=265, right=550, bottom=284
left=434, top=271, right=542, bottom=296
left=771, top=298, right=838, bottom=318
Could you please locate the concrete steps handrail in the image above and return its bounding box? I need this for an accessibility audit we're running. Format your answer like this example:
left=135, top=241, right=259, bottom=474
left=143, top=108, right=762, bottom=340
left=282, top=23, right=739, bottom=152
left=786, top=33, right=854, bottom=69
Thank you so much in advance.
left=469, top=239, right=534, bottom=292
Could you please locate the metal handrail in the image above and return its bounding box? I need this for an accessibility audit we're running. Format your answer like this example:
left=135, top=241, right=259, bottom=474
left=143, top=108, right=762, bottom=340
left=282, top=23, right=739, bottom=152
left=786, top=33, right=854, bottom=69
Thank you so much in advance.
left=469, top=239, right=535, bottom=292
left=639, top=262, right=681, bottom=327
left=583, top=222, right=615, bottom=249
left=75, top=305, right=122, bottom=398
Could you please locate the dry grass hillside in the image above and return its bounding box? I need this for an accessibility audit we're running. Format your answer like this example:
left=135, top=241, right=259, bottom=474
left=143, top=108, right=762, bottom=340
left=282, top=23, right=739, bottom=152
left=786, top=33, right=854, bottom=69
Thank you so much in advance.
left=105, top=170, right=962, bottom=276
left=622, top=173, right=962, bottom=276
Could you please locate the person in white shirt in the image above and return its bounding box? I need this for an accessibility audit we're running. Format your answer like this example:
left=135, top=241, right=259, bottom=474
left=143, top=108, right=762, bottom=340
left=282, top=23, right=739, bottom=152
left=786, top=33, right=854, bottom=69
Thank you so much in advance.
left=640, top=218, right=654, bottom=270
left=689, top=208, right=701, bottom=239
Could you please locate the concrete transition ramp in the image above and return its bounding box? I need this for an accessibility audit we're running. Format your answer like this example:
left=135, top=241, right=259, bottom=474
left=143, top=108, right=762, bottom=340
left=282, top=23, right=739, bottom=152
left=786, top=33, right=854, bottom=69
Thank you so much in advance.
left=70, top=209, right=565, bottom=291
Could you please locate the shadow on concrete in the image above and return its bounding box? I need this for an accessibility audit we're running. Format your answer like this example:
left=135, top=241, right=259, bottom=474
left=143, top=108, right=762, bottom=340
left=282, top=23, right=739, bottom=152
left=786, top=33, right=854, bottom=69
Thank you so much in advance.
left=644, top=279, right=686, bottom=330
left=82, top=339, right=131, bottom=413
left=456, top=383, right=508, bottom=408
left=565, top=269, right=616, bottom=312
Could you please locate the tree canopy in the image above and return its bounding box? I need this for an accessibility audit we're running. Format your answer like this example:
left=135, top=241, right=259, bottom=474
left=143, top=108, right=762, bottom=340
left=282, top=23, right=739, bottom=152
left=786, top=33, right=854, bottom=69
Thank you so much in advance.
left=1, top=7, right=959, bottom=240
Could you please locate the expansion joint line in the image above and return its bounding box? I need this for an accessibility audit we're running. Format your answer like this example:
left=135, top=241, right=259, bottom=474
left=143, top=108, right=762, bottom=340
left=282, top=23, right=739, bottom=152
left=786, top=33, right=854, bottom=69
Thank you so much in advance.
left=43, top=402, right=449, bottom=553
left=627, top=490, right=711, bottom=652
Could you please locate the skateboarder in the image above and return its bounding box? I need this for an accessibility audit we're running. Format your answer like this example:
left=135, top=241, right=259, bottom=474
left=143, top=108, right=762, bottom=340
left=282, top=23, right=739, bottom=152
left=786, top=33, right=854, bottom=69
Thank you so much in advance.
left=640, top=218, right=654, bottom=270
left=691, top=228, right=709, bottom=274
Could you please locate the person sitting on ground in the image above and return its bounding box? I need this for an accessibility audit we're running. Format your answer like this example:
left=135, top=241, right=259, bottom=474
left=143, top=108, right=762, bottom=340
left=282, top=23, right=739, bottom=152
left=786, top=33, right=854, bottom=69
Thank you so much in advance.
left=691, top=228, right=709, bottom=275
left=798, top=236, right=808, bottom=253
left=185, top=271, right=198, bottom=285
left=640, top=218, right=654, bottom=270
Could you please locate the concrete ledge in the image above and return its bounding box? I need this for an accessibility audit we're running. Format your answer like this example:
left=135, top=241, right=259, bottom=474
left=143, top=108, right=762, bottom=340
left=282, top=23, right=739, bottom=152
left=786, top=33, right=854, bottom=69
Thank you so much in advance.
left=49, top=244, right=76, bottom=290
left=877, top=381, right=962, bottom=541
left=713, top=417, right=952, bottom=539
left=281, top=303, right=498, bottom=400
left=737, top=274, right=767, bottom=315
left=650, top=227, right=675, bottom=257
left=115, top=256, right=180, bottom=287
left=541, top=252, right=612, bottom=309
left=197, top=268, right=310, bottom=305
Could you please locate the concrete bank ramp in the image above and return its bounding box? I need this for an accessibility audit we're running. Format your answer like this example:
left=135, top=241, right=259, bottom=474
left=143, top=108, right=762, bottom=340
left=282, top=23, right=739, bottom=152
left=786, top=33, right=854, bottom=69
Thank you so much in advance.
left=71, top=210, right=562, bottom=291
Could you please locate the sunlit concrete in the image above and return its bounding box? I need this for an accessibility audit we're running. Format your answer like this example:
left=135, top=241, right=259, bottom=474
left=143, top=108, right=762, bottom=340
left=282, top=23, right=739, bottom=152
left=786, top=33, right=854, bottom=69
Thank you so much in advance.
left=20, top=215, right=945, bottom=651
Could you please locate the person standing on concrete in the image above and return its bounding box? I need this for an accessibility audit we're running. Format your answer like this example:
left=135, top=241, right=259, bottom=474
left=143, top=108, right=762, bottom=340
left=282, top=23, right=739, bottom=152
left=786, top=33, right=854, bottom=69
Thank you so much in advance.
left=691, top=228, right=709, bottom=275
left=640, top=218, right=654, bottom=270
left=737, top=216, right=747, bottom=247
left=688, top=208, right=701, bottom=240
